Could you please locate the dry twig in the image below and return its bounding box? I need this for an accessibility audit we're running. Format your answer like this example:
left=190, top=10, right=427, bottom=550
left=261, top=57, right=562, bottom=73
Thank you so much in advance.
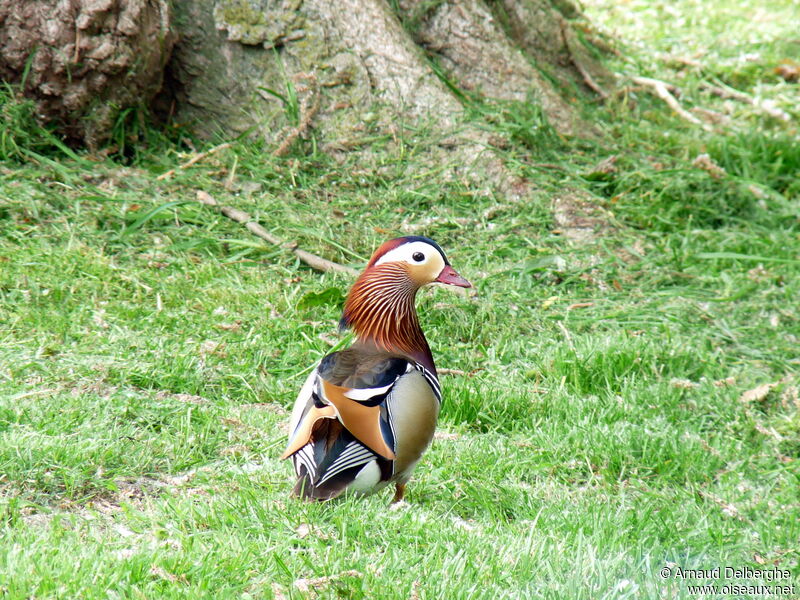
left=438, top=368, right=467, bottom=376
left=156, top=142, right=232, bottom=181
left=196, top=190, right=358, bottom=276
left=273, top=73, right=321, bottom=157
left=631, top=76, right=712, bottom=131
left=700, top=82, right=791, bottom=122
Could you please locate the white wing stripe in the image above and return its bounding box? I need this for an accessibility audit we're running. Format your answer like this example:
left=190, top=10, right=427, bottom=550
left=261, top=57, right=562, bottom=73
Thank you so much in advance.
left=294, top=444, right=317, bottom=480
left=343, top=382, right=395, bottom=400
left=317, top=442, right=375, bottom=485
left=318, top=455, right=374, bottom=486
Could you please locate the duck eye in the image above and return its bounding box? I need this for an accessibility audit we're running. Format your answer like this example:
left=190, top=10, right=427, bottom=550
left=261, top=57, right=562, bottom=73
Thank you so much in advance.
left=412, top=252, right=425, bottom=262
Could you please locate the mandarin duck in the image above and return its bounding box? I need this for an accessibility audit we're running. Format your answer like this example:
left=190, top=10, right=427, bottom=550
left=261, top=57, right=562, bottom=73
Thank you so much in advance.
left=281, top=236, right=471, bottom=502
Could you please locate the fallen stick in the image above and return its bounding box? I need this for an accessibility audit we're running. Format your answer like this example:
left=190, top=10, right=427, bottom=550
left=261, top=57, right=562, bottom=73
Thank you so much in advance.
left=156, top=142, right=232, bottom=181
left=632, top=76, right=712, bottom=132
left=700, top=82, right=791, bottom=122
left=196, top=190, right=358, bottom=276
left=438, top=367, right=483, bottom=376
left=438, top=368, right=466, bottom=376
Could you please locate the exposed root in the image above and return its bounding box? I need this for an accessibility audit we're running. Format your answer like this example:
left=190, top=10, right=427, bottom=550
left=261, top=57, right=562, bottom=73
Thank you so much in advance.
left=631, top=76, right=712, bottom=131
left=560, top=21, right=608, bottom=99
left=397, top=0, right=576, bottom=134
left=196, top=190, right=358, bottom=276
left=156, top=142, right=232, bottom=181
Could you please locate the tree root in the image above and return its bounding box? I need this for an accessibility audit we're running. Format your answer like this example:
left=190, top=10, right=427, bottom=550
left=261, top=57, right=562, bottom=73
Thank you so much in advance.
left=195, top=190, right=358, bottom=276
left=397, top=0, right=576, bottom=133
left=560, top=21, right=608, bottom=99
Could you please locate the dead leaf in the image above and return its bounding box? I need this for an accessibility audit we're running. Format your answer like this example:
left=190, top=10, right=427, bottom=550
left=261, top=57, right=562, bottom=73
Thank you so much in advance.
left=451, top=517, right=477, bottom=531
left=200, top=340, right=226, bottom=357
left=541, top=296, right=559, bottom=309
left=240, top=402, right=288, bottom=414
left=567, top=302, right=594, bottom=310
left=150, top=566, right=188, bottom=584
left=699, top=490, right=742, bottom=520
left=156, top=391, right=208, bottom=405
left=551, top=193, right=616, bottom=243
left=216, top=321, right=242, bottom=332
left=775, top=60, right=800, bottom=82
left=410, top=580, right=421, bottom=600
left=294, top=523, right=330, bottom=540
left=220, top=444, right=248, bottom=456
left=691, top=107, right=728, bottom=125
left=318, top=333, right=338, bottom=347
left=739, top=383, right=776, bottom=403
left=748, top=184, right=768, bottom=200
left=780, top=386, right=799, bottom=410
left=660, top=53, right=701, bottom=68
left=294, top=570, right=362, bottom=594
left=713, top=377, right=735, bottom=387
left=753, top=421, right=782, bottom=440
left=296, top=524, right=312, bottom=538
left=438, top=368, right=466, bottom=376
left=93, top=310, right=110, bottom=330
left=671, top=378, right=699, bottom=389
left=747, top=265, right=769, bottom=281
left=590, top=155, right=618, bottom=175
left=692, top=153, right=726, bottom=179
left=754, top=553, right=767, bottom=565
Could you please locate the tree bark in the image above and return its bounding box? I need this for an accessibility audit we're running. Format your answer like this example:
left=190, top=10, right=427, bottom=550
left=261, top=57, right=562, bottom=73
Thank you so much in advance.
left=163, top=0, right=611, bottom=141
left=0, top=0, right=174, bottom=149
left=0, top=0, right=613, bottom=168
left=154, top=0, right=612, bottom=203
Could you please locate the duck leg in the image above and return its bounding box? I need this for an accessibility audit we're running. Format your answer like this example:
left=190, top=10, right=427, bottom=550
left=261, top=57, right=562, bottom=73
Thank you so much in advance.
left=391, top=483, right=406, bottom=503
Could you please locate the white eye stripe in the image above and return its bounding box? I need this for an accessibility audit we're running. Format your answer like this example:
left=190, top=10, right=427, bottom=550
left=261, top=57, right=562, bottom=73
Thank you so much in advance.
left=375, top=241, right=439, bottom=266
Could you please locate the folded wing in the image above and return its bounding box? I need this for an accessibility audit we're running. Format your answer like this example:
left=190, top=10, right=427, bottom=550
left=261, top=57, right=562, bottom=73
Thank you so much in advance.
left=281, top=348, right=414, bottom=499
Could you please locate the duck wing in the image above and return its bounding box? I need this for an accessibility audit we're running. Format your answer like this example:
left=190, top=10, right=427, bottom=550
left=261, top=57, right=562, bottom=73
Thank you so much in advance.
left=281, top=347, right=413, bottom=499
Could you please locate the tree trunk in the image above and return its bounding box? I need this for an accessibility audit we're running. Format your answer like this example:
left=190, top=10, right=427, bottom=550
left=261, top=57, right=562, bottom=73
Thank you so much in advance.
left=157, top=0, right=611, bottom=200
left=163, top=0, right=611, bottom=141
left=0, top=0, right=613, bottom=178
left=0, top=0, right=174, bottom=149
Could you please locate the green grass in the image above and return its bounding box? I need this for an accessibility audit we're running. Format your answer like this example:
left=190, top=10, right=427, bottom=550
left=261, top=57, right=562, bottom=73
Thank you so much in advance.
left=1, top=0, right=799, bottom=598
